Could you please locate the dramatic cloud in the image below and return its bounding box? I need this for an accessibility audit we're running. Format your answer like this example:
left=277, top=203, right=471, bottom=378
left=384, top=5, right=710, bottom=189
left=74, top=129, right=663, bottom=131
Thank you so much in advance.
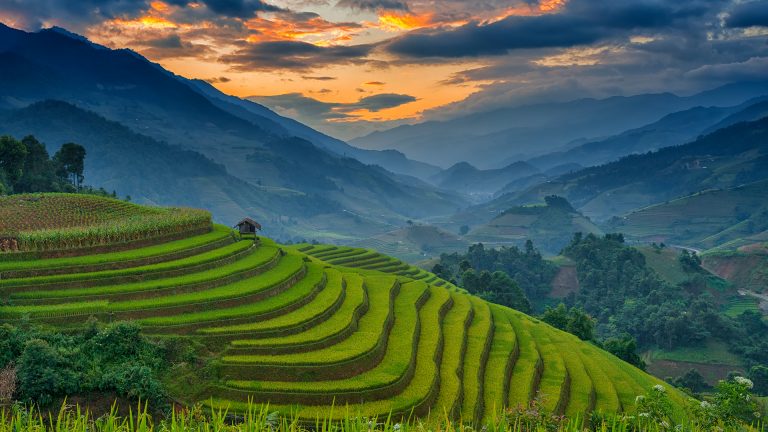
left=221, top=40, right=375, bottom=71
left=4, top=0, right=768, bottom=139
left=335, top=0, right=409, bottom=12
left=725, top=1, right=768, bottom=28
left=386, top=0, right=718, bottom=58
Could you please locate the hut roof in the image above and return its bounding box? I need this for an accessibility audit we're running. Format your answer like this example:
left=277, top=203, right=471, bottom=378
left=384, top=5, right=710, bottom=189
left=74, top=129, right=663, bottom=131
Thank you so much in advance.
left=236, top=218, right=262, bottom=230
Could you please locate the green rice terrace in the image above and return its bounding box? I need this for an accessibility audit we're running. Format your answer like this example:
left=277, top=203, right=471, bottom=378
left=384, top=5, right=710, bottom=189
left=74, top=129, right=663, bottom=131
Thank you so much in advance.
left=0, top=194, right=687, bottom=422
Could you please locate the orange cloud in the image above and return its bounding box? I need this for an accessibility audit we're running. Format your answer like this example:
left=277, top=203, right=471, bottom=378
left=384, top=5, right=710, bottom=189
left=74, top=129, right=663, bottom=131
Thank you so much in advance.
left=244, top=15, right=364, bottom=46
left=377, top=12, right=436, bottom=31
left=112, top=15, right=178, bottom=29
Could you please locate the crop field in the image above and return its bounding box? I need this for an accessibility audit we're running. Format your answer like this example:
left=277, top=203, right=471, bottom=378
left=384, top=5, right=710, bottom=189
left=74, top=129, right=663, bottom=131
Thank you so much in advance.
left=0, top=194, right=211, bottom=253
left=0, top=196, right=687, bottom=423
left=295, top=244, right=459, bottom=291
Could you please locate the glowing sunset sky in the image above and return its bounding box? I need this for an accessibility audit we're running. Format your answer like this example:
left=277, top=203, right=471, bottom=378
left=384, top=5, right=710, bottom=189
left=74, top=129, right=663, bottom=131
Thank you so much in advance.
left=1, top=0, right=767, bottom=139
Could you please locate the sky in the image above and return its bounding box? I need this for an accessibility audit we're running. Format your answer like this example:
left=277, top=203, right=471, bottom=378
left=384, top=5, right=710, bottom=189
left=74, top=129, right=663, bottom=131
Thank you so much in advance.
left=1, top=0, right=767, bottom=140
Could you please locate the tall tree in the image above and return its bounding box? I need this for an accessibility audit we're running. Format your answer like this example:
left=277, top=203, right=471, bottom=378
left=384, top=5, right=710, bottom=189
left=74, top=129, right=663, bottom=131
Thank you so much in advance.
left=0, top=136, right=28, bottom=189
left=54, top=143, right=86, bottom=189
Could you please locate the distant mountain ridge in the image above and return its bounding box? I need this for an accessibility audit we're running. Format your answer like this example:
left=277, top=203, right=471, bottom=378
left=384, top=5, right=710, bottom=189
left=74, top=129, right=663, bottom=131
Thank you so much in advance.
left=351, top=82, right=768, bottom=169
left=474, top=114, right=768, bottom=222
left=526, top=97, right=768, bottom=171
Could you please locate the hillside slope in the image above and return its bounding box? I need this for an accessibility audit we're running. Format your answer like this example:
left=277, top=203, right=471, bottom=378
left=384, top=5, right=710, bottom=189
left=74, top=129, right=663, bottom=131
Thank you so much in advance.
left=480, top=116, right=768, bottom=222
left=608, top=180, right=768, bottom=250
left=464, top=197, right=603, bottom=255
left=0, top=195, right=685, bottom=421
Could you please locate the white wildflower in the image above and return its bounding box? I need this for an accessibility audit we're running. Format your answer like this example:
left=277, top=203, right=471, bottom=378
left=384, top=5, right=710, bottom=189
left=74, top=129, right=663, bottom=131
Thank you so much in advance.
left=700, top=400, right=712, bottom=409
left=734, top=376, right=754, bottom=389
left=754, top=411, right=762, bottom=418
left=661, top=421, right=670, bottom=429
left=653, top=384, right=666, bottom=393
left=635, top=395, right=645, bottom=403
left=639, top=412, right=651, bottom=418
left=393, top=423, right=401, bottom=432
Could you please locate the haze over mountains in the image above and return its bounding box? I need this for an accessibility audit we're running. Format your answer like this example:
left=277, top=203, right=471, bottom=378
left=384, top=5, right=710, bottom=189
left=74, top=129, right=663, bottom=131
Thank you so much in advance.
left=352, top=83, right=768, bottom=169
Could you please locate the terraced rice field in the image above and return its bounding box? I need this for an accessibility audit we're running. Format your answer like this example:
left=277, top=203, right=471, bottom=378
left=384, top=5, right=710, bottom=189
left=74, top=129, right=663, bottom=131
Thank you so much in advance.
left=295, top=244, right=460, bottom=291
left=0, top=211, right=685, bottom=422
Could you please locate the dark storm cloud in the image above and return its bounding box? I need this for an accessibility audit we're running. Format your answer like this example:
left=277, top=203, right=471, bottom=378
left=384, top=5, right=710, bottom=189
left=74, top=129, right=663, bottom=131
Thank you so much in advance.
left=725, top=1, right=768, bottom=28
left=386, top=0, right=722, bottom=58
left=221, top=40, right=375, bottom=71
left=335, top=0, right=409, bottom=12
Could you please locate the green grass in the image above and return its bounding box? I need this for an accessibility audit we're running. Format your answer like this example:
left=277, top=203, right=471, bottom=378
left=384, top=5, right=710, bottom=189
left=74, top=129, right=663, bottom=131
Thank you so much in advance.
left=0, top=240, right=253, bottom=288
left=223, top=276, right=399, bottom=364
left=138, top=262, right=323, bottom=326
left=229, top=274, right=367, bottom=350
left=649, top=340, right=743, bottom=366
left=723, top=296, right=760, bottom=317
left=8, top=243, right=280, bottom=300
left=0, top=251, right=301, bottom=318
left=198, top=268, right=345, bottom=334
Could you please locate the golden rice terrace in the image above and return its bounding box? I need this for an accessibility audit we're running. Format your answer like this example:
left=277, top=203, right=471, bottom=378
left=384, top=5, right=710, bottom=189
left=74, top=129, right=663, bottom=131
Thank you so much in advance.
left=0, top=194, right=685, bottom=422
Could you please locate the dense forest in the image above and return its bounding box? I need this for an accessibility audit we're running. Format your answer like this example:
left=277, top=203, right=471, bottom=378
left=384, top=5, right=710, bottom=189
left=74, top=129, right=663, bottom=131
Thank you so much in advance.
left=432, top=240, right=558, bottom=313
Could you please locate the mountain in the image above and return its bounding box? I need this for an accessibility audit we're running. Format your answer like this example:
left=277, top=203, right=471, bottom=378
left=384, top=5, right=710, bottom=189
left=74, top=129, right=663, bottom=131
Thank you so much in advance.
left=0, top=23, right=465, bottom=241
left=185, top=78, right=443, bottom=180
left=350, top=82, right=768, bottom=169
left=608, top=180, right=768, bottom=250
left=470, top=115, right=768, bottom=223
left=463, top=196, right=602, bottom=255
left=428, top=161, right=539, bottom=198
left=527, top=98, right=768, bottom=171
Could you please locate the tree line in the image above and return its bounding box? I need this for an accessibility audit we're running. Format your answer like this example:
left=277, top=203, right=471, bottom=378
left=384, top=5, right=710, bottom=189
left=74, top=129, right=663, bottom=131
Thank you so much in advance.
left=0, top=135, right=86, bottom=195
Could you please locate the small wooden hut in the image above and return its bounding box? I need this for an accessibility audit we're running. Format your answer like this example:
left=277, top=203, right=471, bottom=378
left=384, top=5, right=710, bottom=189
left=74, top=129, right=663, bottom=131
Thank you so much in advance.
left=235, top=218, right=262, bottom=235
